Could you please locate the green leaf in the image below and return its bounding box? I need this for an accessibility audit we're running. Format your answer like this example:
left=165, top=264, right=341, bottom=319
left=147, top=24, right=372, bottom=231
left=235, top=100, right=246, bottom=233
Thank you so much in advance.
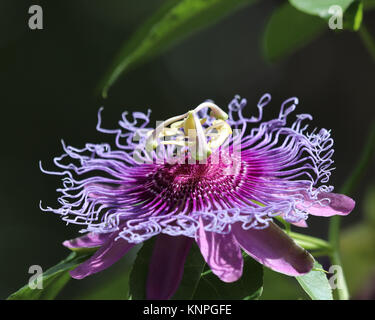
left=290, top=0, right=365, bottom=31
left=7, top=251, right=94, bottom=300
left=263, top=3, right=326, bottom=62
left=289, top=0, right=355, bottom=19
left=75, top=245, right=141, bottom=300
left=261, top=268, right=309, bottom=300
left=100, top=0, right=257, bottom=97
left=172, top=242, right=206, bottom=299
left=128, top=239, right=153, bottom=300
left=343, top=1, right=363, bottom=31
left=192, top=253, right=263, bottom=300
left=295, top=261, right=333, bottom=300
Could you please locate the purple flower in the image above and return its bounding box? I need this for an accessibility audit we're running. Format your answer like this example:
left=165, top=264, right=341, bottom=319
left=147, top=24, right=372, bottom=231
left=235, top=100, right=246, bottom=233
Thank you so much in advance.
left=41, top=94, right=355, bottom=299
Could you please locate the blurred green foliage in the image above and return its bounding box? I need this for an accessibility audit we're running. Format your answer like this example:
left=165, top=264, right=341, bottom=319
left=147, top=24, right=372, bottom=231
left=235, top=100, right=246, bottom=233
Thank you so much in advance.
left=341, top=186, right=375, bottom=296
left=101, top=0, right=375, bottom=94
left=263, top=3, right=325, bottom=62
left=100, top=0, right=257, bottom=97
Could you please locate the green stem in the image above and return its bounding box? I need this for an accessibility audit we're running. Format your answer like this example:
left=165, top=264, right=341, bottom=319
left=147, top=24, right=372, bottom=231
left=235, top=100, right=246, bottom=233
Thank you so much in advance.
left=289, top=231, right=332, bottom=251
left=330, top=249, right=349, bottom=300
left=328, top=123, right=375, bottom=300
left=275, top=215, right=333, bottom=251
left=358, top=24, right=375, bottom=62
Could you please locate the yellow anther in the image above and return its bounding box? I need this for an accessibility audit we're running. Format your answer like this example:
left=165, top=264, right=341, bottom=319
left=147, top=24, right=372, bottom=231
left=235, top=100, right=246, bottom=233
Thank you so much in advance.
left=170, top=120, right=185, bottom=129
left=209, top=108, right=229, bottom=121
left=207, top=120, right=232, bottom=149
left=194, top=102, right=229, bottom=121
left=145, top=113, right=188, bottom=152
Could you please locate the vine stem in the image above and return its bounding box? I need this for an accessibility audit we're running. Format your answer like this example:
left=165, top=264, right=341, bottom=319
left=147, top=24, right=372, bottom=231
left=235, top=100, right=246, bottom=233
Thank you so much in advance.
left=328, top=123, right=375, bottom=300
left=358, top=24, right=375, bottom=62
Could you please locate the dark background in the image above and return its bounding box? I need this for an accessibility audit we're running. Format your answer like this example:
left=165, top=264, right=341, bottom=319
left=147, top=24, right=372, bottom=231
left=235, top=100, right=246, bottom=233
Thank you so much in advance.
left=1, top=0, right=374, bottom=299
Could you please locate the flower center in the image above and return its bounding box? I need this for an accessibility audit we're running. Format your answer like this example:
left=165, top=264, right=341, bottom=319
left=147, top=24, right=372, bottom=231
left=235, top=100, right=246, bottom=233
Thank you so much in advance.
left=149, top=152, right=245, bottom=205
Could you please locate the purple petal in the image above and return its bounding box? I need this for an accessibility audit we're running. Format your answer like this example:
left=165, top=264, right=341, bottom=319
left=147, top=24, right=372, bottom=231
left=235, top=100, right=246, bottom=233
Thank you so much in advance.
left=63, top=232, right=111, bottom=250
left=196, top=219, right=243, bottom=282
left=291, top=219, right=308, bottom=228
left=232, top=222, right=314, bottom=276
left=70, top=232, right=134, bottom=279
left=282, top=213, right=308, bottom=228
left=298, top=192, right=355, bottom=217
left=147, top=234, right=193, bottom=300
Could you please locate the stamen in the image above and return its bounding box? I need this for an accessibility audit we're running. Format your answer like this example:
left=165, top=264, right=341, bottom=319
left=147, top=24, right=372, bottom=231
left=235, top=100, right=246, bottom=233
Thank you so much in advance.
left=207, top=120, right=232, bottom=150
left=145, top=113, right=188, bottom=151
left=145, top=103, right=232, bottom=160
left=193, top=102, right=229, bottom=120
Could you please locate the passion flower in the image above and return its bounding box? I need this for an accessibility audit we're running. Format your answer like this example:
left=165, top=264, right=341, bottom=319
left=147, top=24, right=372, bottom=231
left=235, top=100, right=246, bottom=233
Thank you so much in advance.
left=41, top=94, right=355, bottom=299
